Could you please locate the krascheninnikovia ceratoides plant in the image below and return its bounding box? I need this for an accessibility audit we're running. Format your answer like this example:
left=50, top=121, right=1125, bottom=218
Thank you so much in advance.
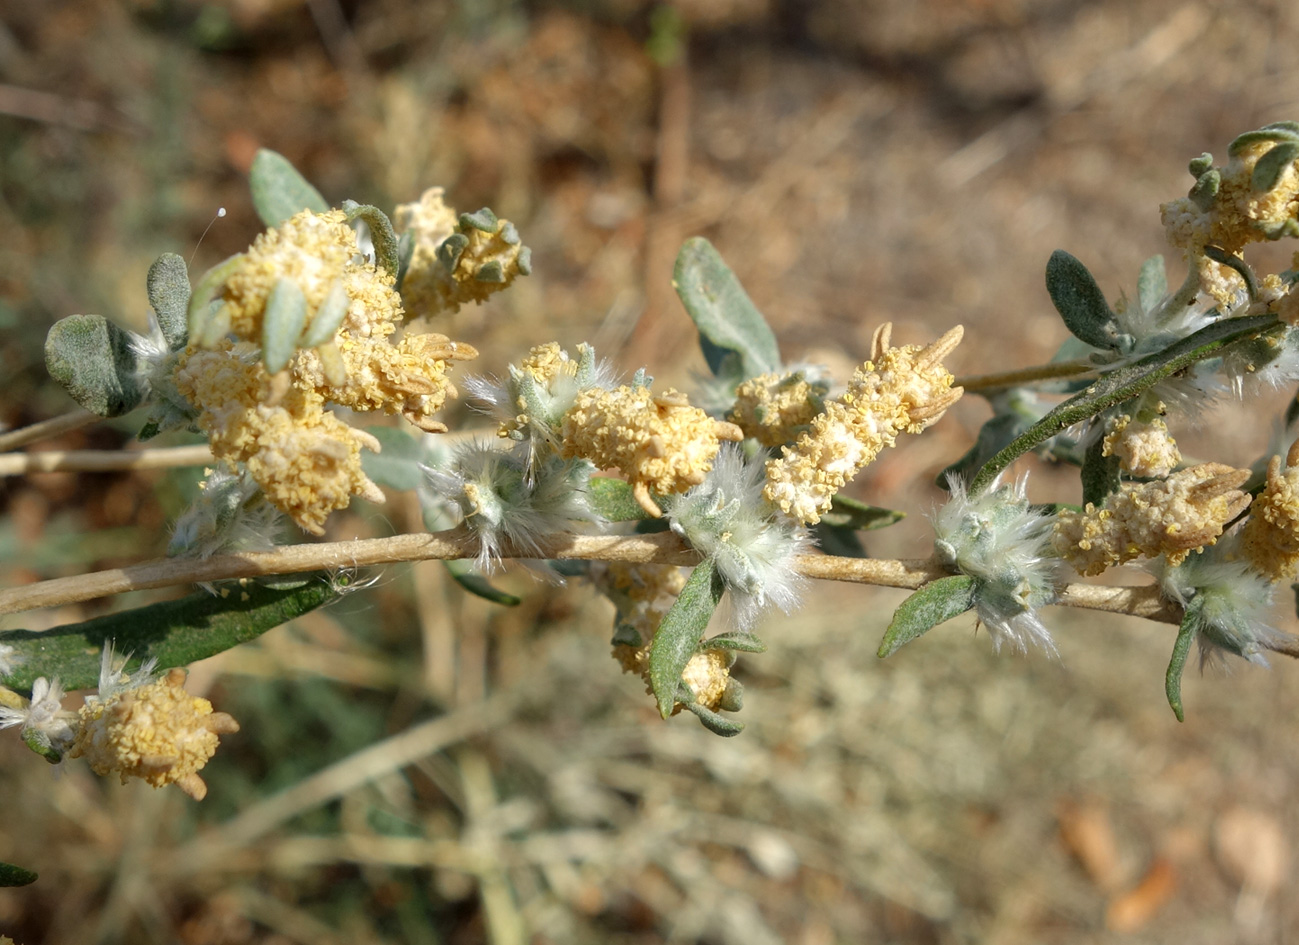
left=5, top=123, right=1299, bottom=845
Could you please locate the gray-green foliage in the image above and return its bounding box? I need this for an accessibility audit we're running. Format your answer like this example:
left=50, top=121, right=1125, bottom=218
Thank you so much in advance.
left=250, top=148, right=329, bottom=227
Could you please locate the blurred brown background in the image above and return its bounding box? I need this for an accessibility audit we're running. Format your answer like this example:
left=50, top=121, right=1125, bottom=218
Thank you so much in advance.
left=2, top=0, right=1299, bottom=942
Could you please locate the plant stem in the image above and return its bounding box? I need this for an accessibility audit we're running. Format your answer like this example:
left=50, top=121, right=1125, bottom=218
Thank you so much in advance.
left=0, top=528, right=1183, bottom=627
left=0, top=443, right=214, bottom=475
left=0, top=410, right=97, bottom=452
left=954, top=359, right=1097, bottom=394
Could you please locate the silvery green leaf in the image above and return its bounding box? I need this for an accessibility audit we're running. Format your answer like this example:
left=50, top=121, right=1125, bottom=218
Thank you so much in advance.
left=1137, top=254, right=1167, bottom=316
left=437, top=233, right=469, bottom=271
left=341, top=200, right=400, bottom=278
left=443, top=559, right=521, bottom=606
left=146, top=253, right=192, bottom=349
left=44, top=314, right=147, bottom=417
left=1045, top=250, right=1121, bottom=351
left=517, top=246, right=533, bottom=276
left=1229, top=127, right=1299, bottom=158
left=588, top=476, right=655, bottom=521
left=262, top=277, right=308, bottom=373
left=1081, top=434, right=1121, bottom=507
left=877, top=574, right=977, bottom=658
left=1165, top=595, right=1203, bottom=722
left=687, top=701, right=744, bottom=736
left=697, top=631, right=766, bottom=654
left=299, top=279, right=349, bottom=348
left=360, top=425, right=428, bottom=491
left=250, top=148, right=329, bottom=227
left=0, top=579, right=337, bottom=692
left=1251, top=142, right=1299, bottom=193
left=187, top=253, right=245, bottom=344
left=1187, top=152, right=1214, bottom=177
left=395, top=230, right=415, bottom=291
left=459, top=208, right=498, bottom=232
left=476, top=260, right=505, bottom=283
left=1190, top=168, right=1221, bottom=211
left=649, top=559, right=723, bottom=719
left=970, top=314, right=1278, bottom=494
left=673, top=237, right=781, bottom=380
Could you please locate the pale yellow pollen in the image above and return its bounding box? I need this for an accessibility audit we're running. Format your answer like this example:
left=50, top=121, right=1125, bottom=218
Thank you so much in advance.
left=764, top=324, right=964, bottom=525
left=1241, top=439, right=1299, bottom=582
left=70, top=668, right=239, bottom=801
left=562, top=385, right=743, bottom=517
left=1102, top=413, right=1181, bottom=479
left=1053, top=463, right=1252, bottom=575
left=729, top=372, right=825, bottom=447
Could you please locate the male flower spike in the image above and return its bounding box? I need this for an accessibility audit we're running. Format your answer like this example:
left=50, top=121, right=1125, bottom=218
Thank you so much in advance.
left=178, top=208, right=478, bottom=533
left=764, top=324, right=964, bottom=525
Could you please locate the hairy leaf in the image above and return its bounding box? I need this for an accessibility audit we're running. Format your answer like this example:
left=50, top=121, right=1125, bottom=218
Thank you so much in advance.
left=0, top=579, right=338, bottom=693
left=360, top=425, right=429, bottom=492
left=44, top=314, right=147, bottom=417
left=341, top=200, right=400, bottom=279
left=588, top=476, right=656, bottom=521
left=1165, top=596, right=1202, bottom=722
left=969, top=314, right=1278, bottom=494
left=0, top=861, right=37, bottom=887
left=877, top=574, right=977, bottom=658
left=146, top=253, right=192, bottom=350
left=673, top=237, right=781, bottom=380
left=1136, top=254, right=1167, bottom=316
left=262, top=277, right=308, bottom=373
left=1080, top=434, right=1122, bottom=507
left=250, top=149, right=329, bottom=227
left=697, top=630, right=767, bottom=654
left=443, top=560, right=522, bottom=606
left=1045, top=250, right=1121, bottom=351
left=649, top=560, right=723, bottom=718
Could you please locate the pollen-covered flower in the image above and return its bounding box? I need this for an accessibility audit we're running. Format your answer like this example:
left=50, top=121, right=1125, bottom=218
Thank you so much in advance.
left=71, top=667, right=239, bottom=801
left=1101, top=413, right=1181, bottom=479
left=0, top=677, right=76, bottom=759
left=728, top=371, right=828, bottom=447
left=561, top=384, right=743, bottom=517
left=1240, top=438, right=1299, bottom=582
left=764, top=324, right=963, bottom=525
left=394, top=194, right=532, bottom=319
left=664, top=445, right=810, bottom=630
left=933, top=476, right=1059, bottom=655
left=466, top=342, right=617, bottom=461
left=1053, top=463, right=1251, bottom=575
left=424, top=444, right=598, bottom=571
left=175, top=343, right=385, bottom=535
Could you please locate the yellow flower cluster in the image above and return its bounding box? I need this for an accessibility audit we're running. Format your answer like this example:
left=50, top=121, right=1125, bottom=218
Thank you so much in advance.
left=394, top=187, right=530, bottom=318
left=70, top=668, right=239, bottom=801
left=728, top=372, right=824, bottom=447
left=1052, top=463, right=1251, bottom=576
left=499, top=342, right=583, bottom=438
left=1241, top=439, right=1299, bottom=582
left=763, top=324, right=964, bottom=525
left=1161, top=141, right=1299, bottom=306
left=176, top=343, right=385, bottom=534
left=562, top=386, right=743, bottom=516
left=1101, top=413, right=1181, bottom=479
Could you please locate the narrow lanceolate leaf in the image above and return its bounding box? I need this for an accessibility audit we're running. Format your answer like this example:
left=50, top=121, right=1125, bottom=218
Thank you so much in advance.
left=250, top=148, right=329, bottom=227
left=1137, top=254, right=1167, bottom=316
left=1045, top=250, right=1122, bottom=351
left=44, top=314, right=147, bottom=417
left=186, top=253, right=245, bottom=344
left=697, top=631, right=767, bottom=654
left=588, top=476, right=656, bottom=521
left=877, top=574, right=977, bottom=658
left=360, top=424, right=427, bottom=491
left=146, top=253, right=192, bottom=350
left=1165, top=596, right=1203, bottom=723
left=262, top=277, right=308, bottom=373
left=673, top=237, right=781, bottom=380
left=443, top=560, right=521, bottom=607
left=649, top=559, right=724, bottom=719
left=341, top=201, right=400, bottom=278
left=970, top=314, right=1279, bottom=494
left=687, top=701, right=744, bottom=736
left=0, top=861, right=37, bottom=887
left=0, top=579, right=338, bottom=693
left=818, top=494, right=905, bottom=531
left=1081, top=434, right=1122, bottom=507
left=300, top=280, right=350, bottom=348
left=1253, top=142, right=1299, bottom=193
